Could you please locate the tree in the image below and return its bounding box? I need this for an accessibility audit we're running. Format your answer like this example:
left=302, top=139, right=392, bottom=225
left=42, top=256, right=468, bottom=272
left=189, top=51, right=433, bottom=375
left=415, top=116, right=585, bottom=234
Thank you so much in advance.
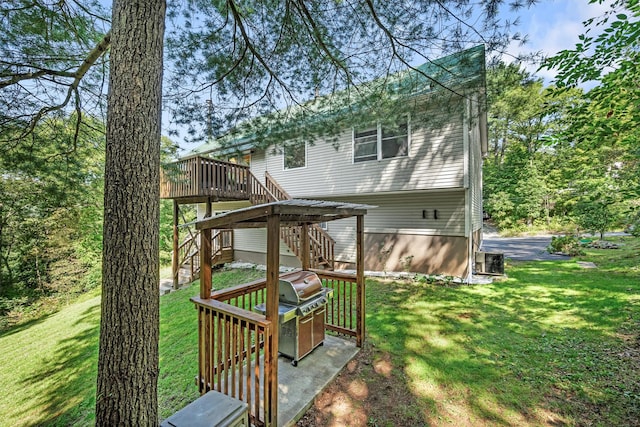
left=1, top=1, right=540, bottom=423
left=486, top=62, right=542, bottom=165
left=165, top=1, right=538, bottom=146
left=0, top=116, right=104, bottom=323
left=575, top=185, right=621, bottom=239
left=0, top=1, right=110, bottom=145
left=94, top=1, right=165, bottom=424
left=543, top=0, right=639, bottom=232
left=483, top=62, right=577, bottom=229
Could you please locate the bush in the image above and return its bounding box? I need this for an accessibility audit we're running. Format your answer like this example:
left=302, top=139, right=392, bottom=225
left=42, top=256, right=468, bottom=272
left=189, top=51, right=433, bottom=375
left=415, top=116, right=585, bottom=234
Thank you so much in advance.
left=547, top=235, right=585, bottom=256
left=624, top=210, right=640, bottom=237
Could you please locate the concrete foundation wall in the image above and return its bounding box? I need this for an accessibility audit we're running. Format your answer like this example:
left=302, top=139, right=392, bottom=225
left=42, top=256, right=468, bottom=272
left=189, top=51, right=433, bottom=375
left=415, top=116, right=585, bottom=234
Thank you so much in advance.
left=235, top=233, right=468, bottom=278
left=367, top=232, right=468, bottom=277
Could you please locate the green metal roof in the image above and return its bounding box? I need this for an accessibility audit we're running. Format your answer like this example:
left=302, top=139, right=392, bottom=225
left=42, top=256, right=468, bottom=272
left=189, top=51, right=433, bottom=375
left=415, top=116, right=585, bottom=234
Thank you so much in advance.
left=190, top=45, right=485, bottom=157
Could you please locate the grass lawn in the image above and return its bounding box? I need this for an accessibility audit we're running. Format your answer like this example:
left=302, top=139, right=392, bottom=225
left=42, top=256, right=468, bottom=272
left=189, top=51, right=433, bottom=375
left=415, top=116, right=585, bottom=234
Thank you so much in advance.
left=299, top=236, right=640, bottom=426
left=0, top=268, right=264, bottom=426
left=1, top=237, right=638, bottom=426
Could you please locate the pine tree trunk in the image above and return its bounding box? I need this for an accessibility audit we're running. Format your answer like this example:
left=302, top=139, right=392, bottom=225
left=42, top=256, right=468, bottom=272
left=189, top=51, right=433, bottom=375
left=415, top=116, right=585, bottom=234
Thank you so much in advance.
left=96, top=1, right=165, bottom=425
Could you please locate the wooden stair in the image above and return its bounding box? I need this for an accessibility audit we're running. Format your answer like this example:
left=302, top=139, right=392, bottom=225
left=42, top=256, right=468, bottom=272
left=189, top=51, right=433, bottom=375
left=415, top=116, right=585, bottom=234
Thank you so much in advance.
left=249, top=171, right=335, bottom=270
left=169, top=164, right=336, bottom=288
left=172, top=229, right=234, bottom=287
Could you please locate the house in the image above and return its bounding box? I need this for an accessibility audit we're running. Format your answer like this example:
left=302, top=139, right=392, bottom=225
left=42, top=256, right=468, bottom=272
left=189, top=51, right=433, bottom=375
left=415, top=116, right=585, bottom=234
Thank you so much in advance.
left=162, top=45, right=487, bottom=283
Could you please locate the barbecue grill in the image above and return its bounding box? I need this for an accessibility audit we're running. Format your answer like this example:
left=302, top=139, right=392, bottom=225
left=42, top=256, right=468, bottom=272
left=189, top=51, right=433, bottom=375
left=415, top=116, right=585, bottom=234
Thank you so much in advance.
left=254, top=271, right=333, bottom=366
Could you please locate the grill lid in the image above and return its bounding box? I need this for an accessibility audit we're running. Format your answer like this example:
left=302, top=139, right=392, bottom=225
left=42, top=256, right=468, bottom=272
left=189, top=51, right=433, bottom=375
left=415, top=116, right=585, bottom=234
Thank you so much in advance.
left=279, top=271, right=322, bottom=304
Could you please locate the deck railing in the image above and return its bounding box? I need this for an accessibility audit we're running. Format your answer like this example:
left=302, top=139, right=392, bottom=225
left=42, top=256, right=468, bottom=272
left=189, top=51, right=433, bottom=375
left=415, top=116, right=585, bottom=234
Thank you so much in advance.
left=311, top=269, right=363, bottom=345
left=191, top=270, right=363, bottom=426
left=264, top=171, right=289, bottom=202
left=191, top=296, right=274, bottom=427
left=160, top=156, right=251, bottom=200
left=192, top=277, right=272, bottom=426
left=248, top=173, right=276, bottom=206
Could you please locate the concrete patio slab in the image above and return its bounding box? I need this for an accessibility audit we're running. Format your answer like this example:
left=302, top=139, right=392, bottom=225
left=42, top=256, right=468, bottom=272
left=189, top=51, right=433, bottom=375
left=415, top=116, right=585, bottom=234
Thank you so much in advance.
left=209, top=335, right=358, bottom=426
left=278, top=335, right=358, bottom=426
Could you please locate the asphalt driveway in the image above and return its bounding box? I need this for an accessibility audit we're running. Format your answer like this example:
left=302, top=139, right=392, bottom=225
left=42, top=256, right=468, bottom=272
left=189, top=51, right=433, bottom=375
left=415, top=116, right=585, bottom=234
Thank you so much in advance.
left=480, top=235, right=570, bottom=261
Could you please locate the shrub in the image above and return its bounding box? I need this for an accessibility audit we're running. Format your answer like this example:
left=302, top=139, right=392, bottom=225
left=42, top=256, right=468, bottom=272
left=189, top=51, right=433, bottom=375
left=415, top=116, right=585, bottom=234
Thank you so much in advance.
left=547, top=235, right=585, bottom=256
left=624, top=210, right=640, bottom=237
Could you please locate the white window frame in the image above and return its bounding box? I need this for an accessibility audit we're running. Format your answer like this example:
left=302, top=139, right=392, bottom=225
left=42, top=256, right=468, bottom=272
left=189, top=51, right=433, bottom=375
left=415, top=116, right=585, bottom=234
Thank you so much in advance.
left=353, top=118, right=410, bottom=163
left=283, top=141, right=307, bottom=170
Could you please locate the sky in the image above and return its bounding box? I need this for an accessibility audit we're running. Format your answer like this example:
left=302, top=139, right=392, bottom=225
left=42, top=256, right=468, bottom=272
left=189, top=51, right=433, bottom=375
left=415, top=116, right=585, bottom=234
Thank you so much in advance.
left=166, top=0, right=614, bottom=151
left=503, top=0, right=611, bottom=81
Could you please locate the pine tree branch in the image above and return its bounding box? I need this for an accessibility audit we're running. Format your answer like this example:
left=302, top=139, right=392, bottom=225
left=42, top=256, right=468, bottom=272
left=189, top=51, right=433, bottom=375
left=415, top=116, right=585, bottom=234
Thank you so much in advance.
left=364, top=0, right=466, bottom=99
left=7, top=31, right=111, bottom=140
left=0, top=30, right=111, bottom=90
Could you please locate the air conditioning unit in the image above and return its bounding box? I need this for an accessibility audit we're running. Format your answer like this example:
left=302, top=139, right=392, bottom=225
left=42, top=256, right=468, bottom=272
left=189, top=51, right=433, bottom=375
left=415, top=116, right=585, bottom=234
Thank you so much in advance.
left=475, top=251, right=504, bottom=275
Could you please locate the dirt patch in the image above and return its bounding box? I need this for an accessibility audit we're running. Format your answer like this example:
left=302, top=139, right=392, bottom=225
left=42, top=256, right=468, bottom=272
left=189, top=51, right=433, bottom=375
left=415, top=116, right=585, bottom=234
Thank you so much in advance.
left=296, top=344, right=426, bottom=427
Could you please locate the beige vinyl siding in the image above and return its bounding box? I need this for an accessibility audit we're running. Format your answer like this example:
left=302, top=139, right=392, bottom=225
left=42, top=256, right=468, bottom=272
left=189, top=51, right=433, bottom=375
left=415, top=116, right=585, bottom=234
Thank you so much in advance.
left=322, top=217, right=356, bottom=263
left=232, top=228, right=298, bottom=258
left=211, top=200, right=252, bottom=212
left=323, top=191, right=466, bottom=263
left=261, top=110, right=465, bottom=198
left=471, top=140, right=483, bottom=232
left=225, top=190, right=466, bottom=266
left=250, top=150, right=267, bottom=184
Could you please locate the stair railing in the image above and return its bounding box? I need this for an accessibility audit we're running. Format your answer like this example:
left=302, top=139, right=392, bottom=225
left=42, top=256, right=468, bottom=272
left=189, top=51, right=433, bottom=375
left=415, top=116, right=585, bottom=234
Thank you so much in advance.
left=173, top=229, right=234, bottom=284
left=262, top=171, right=335, bottom=269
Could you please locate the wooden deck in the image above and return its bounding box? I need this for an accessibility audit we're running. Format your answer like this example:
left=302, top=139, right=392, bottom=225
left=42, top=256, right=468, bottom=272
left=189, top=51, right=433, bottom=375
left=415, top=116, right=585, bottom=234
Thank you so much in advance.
left=160, top=156, right=251, bottom=203
left=164, top=157, right=336, bottom=277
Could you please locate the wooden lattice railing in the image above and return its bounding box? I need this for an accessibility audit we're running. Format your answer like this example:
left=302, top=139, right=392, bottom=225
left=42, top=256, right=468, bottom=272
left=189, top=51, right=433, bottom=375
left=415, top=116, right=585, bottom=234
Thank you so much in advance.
left=174, top=229, right=234, bottom=284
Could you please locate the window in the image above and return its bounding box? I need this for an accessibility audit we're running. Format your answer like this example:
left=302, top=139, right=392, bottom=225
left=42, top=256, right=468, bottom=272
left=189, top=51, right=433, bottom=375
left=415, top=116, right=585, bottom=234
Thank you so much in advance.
left=353, top=120, right=409, bottom=163
left=318, top=221, right=328, bottom=230
left=283, top=141, right=306, bottom=170
left=353, top=128, right=378, bottom=162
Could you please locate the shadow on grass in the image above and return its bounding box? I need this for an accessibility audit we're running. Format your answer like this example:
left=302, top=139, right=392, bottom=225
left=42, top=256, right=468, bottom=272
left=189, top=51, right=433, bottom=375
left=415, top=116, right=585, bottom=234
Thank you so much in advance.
left=358, top=259, right=640, bottom=426
left=0, top=313, right=54, bottom=339
left=19, top=303, right=100, bottom=426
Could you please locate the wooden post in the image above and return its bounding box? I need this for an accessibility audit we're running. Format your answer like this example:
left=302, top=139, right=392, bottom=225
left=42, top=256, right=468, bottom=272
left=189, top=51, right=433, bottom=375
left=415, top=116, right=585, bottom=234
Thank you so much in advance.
left=200, top=227, right=212, bottom=299
left=172, top=200, right=179, bottom=289
left=356, top=215, right=365, bottom=347
left=301, top=223, right=310, bottom=270
left=265, top=214, right=280, bottom=425
left=205, top=197, right=212, bottom=218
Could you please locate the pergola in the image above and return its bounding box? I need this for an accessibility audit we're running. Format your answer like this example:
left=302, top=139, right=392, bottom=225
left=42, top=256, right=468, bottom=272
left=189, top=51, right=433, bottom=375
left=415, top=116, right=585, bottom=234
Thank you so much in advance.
left=192, top=199, right=372, bottom=426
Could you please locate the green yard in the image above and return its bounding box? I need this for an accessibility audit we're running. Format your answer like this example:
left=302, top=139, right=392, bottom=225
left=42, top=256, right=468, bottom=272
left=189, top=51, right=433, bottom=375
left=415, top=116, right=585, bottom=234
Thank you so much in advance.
left=1, top=237, right=638, bottom=426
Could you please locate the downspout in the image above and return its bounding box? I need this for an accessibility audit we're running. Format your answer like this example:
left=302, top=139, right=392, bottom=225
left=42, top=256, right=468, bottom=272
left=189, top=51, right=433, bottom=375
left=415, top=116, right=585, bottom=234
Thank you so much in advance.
left=463, top=97, right=472, bottom=283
